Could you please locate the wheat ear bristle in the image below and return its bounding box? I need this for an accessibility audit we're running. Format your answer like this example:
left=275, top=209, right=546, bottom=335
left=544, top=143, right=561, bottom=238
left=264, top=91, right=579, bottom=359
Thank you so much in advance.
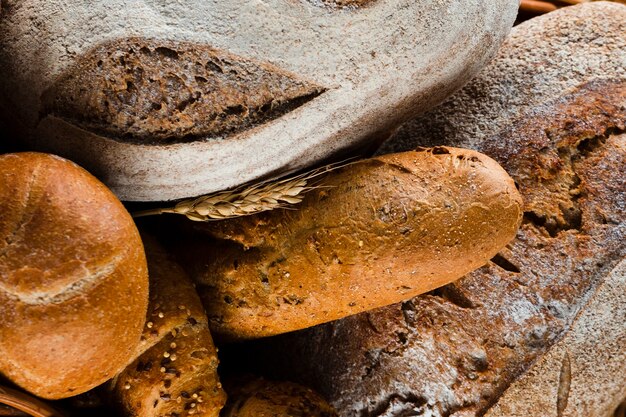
left=132, top=160, right=353, bottom=221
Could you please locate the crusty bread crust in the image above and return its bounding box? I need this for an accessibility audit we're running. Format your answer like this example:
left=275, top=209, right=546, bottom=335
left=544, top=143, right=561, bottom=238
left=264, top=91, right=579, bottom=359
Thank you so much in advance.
left=170, top=147, right=522, bottom=340
left=0, top=153, right=149, bottom=399
left=222, top=377, right=338, bottom=417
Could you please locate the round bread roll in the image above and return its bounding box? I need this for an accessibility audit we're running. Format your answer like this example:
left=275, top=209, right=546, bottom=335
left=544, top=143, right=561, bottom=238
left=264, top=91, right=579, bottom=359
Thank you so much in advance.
left=171, top=147, right=523, bottom=339
left=0, top=152, right=149, bottom=399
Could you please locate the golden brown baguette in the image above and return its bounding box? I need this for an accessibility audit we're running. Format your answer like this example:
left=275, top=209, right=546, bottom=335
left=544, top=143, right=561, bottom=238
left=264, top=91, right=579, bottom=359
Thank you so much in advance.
left=170, top=147, right=523, bottom=339
left=107, top=235, right=226, bottom=417
left=0, top=152, right=148, bottom=399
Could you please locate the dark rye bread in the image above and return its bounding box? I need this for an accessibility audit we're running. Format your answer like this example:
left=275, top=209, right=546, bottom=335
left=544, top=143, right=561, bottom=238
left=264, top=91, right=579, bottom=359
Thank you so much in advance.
left=226, top=79, right=626, bottom=416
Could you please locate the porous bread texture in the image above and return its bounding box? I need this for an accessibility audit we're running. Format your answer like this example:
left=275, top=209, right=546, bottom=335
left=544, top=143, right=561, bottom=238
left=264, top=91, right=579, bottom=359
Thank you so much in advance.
left=169, top=147, right=522, bottom=340
left=42, top=38, right=324, bottom=145
left=108, top=235, right=226, bottom=417
left=0, top=152, right=148, bottom=399
left=222, top=377, right=338, bottom=417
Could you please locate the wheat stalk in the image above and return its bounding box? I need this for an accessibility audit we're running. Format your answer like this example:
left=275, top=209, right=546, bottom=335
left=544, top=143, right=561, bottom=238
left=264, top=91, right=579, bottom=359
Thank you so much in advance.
left=133, top=161, right=353, bottom=221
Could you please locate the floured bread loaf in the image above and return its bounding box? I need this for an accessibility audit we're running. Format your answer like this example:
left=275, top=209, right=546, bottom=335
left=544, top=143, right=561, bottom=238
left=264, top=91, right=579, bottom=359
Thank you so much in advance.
left=107, top=235, right=226, bottom=417
left=226, top=5, right=626, bottom=415
left=0, top=152, right=148, bottom=400
left=0, top=0, right=517, bottom=200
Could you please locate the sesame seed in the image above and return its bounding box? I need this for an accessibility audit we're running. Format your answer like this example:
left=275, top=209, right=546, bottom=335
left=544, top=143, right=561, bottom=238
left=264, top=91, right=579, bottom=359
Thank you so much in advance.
left=147, top=322, right=154, bottom=328
left=124, top=383, right=131, bottom=390
left=160, top=367, right=166, bottom=373
left=170, top=354, right=177, bottom=361
left=192, top=393, right=198, bottom=399
left=190, top=403, right=196, bottom=408
left=158, top=312, right=164, bottom=318
left=170, top=343, right=177, bottom=349
left=163, top=352, right=170, bottom=358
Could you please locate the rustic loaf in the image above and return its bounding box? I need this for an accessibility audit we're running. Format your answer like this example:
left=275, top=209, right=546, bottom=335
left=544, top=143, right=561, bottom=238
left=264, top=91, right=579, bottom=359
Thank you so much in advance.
left=0, top=152, right=149, bottom=400
left=226, top=5, right=626, bottom=415
left=221, top=377, right=338, bottom=417
left=107, top=235, right=226, bottom=417
left=169, top=147, right=522, bottom=340
left=0, top=0, right=517, bottom=200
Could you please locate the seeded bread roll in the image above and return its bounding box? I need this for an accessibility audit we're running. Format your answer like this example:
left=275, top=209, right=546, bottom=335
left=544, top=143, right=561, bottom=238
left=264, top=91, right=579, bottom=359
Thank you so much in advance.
left=222, top=377, right=337, bottom=417
left=170, top=147, right=522, bottom=339
left=107, top=235, right=226, bottom=417
left=0, top=152, right=148, bottom=400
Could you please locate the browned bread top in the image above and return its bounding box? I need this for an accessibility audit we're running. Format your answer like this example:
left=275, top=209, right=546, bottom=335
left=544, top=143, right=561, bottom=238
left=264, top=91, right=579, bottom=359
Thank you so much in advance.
left=171, top=147, right=522, bottom=340
left=0, top=152, right=149, bottom=399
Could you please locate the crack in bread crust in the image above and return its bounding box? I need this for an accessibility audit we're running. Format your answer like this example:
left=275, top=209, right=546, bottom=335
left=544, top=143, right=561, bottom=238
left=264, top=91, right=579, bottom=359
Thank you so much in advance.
left=41, top=38, right=326, bottom=145
left=0, top=253, right=123, bottom=304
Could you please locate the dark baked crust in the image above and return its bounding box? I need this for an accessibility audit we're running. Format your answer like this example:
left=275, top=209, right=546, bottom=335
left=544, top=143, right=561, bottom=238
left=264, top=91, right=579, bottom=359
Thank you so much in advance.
left=227, top=79, right=626, bottom=416
left=0, top=152, right=148, bottom=400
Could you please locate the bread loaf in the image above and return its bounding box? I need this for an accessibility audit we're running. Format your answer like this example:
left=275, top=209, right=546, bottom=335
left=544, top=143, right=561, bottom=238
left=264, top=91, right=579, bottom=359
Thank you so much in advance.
left=0, top=152, right=149, bottom=399
left=0, top=0, right=517, bottom=201
left=225, top=5, right=626, bottom=415
left=222, top=377, right=337, bottom=417
left=168, top=147, right=522, bottom=339
left=107, top=235, right=226, bottom=417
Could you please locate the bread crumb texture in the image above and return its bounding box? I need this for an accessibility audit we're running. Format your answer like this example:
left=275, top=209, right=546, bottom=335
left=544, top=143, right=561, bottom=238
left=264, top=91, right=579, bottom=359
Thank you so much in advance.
left=41, top=38, right=325, bottom=144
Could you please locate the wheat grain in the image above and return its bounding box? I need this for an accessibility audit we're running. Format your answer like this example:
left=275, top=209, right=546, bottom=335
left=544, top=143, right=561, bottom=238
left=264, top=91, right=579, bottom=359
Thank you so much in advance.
left=132, top=161, right=353, bottom=221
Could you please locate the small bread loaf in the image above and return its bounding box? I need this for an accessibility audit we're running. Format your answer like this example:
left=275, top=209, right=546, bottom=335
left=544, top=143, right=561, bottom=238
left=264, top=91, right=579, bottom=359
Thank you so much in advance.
left=0, top=152, right=148, bottom=399
left=222, top=377, right=337, bottom=417
left=170, top=147, right=522, bottom=339
left=107, top=235, right=226, bottom=417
